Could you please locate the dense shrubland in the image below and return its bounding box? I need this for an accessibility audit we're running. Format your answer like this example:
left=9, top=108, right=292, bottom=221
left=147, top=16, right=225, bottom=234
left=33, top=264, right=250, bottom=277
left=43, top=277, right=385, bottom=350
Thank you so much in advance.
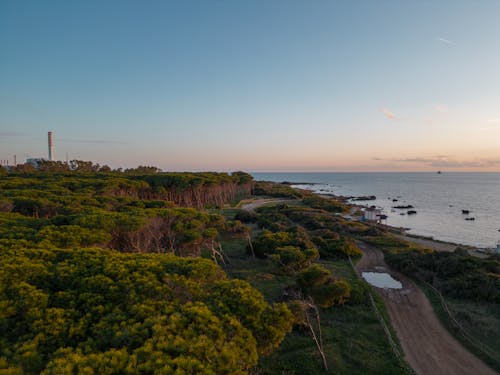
left=0, top=248, right=293, bottom=374
left=0, top=168, right=299, bottom=373
left=242, top=200, right=365, bottom=336
left=250, top=203, right=362, bottom=259
left=0, top=170, right=410, bottom=374
left=386, top=249, right=500, bottom=303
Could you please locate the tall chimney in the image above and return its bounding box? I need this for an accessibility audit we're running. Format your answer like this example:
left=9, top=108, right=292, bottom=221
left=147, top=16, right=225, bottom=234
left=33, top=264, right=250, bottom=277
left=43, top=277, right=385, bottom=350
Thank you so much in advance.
left=48, top=131, right=53, bottom=161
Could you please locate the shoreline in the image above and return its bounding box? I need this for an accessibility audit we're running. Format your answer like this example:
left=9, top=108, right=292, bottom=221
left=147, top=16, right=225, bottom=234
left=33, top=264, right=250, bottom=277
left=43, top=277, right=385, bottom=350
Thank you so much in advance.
left=289, top=184, right=495, bottom=257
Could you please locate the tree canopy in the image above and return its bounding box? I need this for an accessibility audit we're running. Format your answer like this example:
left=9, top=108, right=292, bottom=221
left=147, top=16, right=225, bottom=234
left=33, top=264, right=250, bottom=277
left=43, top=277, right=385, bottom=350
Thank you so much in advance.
left=0, top=248, right=293, bottom=374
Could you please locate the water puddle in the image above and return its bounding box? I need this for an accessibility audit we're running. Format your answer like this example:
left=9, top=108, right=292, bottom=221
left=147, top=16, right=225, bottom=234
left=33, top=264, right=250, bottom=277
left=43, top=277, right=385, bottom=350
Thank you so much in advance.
left=362, top=272, right=403, bottom=289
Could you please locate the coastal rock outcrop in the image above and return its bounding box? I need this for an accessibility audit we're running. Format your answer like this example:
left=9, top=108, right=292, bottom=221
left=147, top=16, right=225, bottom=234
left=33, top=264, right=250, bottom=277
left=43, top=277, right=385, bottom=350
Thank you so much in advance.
left=351, top=195, right=376, bottom=201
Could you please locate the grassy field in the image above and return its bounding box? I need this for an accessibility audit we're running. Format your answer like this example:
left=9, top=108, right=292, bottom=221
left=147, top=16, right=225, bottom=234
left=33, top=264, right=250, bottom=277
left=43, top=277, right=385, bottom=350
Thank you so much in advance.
left=220, top=232, right=409, bottom=374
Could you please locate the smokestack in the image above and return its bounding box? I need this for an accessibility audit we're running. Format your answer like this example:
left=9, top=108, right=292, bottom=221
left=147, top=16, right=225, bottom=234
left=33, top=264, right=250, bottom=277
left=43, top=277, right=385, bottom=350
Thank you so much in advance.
left=48, top=131, right=53, bottom=161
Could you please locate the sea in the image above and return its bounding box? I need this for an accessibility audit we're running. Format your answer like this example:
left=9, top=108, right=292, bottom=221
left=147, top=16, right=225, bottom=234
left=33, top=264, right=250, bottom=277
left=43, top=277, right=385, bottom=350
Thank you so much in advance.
left=252, top=172, right=500, bottom=249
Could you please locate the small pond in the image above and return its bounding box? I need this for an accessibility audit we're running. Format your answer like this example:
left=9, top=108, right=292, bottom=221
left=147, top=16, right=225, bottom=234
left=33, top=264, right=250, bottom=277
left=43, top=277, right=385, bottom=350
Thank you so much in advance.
left=362, top=272, right=403, bottom=289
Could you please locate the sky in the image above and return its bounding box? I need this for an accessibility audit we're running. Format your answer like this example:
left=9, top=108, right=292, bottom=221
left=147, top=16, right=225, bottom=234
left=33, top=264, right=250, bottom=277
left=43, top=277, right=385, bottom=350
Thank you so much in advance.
left=1, top=0, right=500, bottom=172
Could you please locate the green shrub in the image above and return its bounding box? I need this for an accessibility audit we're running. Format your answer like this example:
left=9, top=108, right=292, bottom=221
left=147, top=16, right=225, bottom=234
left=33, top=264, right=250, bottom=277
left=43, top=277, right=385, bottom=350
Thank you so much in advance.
left=309, top=279, right=351, bottom=307
left=270, top=246, right=319, bottom=272
left=296, top=264, right=331, bottom=289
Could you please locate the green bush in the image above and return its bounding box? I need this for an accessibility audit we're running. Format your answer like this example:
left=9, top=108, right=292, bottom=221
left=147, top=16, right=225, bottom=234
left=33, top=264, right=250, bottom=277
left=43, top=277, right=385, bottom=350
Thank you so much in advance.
left=317, top=236, right=362, bottom=258
left=296, top=265, right=351, bottom=308
left=270, top=246, right=319, bottom=272
left=296, top=264, right=331, bottom=289
left=309, top=279, right=351, bottom=307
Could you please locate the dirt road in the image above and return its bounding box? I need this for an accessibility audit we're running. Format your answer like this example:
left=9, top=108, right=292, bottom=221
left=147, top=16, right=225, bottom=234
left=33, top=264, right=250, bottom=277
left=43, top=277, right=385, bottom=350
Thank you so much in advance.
left=355, top=242, right=497, bottom=375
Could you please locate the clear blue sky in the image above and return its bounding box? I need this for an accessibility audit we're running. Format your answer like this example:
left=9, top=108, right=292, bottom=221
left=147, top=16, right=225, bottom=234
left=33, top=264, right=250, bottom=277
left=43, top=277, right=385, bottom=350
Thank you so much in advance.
left=1, top=0, right=500, bottom=171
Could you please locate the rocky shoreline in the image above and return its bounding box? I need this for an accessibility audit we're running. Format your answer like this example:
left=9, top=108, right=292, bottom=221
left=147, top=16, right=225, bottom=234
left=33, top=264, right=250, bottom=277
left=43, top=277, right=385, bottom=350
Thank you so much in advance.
left=290, top=183, right=493, bottom=257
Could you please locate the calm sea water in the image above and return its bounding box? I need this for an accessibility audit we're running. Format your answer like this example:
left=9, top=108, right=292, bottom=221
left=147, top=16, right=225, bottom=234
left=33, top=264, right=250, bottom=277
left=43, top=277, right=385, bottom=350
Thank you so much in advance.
left=252, top=172, right=500, bottom=249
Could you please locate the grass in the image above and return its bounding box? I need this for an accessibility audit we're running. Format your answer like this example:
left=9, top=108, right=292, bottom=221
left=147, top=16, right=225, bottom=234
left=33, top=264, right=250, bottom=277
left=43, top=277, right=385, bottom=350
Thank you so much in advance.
left=259, top=303, right=408, bottom=375
left=420, top=283, right=500, bottom=373
left=220, top=231, right=410, bottom=374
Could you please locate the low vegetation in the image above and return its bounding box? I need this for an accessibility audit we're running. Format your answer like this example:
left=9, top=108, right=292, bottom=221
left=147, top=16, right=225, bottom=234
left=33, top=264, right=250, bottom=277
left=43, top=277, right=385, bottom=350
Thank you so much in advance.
left=9, top=169, right=486, bottom=374
left=385, top=249, right=499, bottom=303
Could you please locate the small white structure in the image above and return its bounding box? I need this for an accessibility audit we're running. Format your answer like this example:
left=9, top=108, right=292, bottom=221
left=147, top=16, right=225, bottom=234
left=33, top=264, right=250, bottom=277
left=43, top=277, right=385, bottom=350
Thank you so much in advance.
left=363, top=206, right=382, bottom=222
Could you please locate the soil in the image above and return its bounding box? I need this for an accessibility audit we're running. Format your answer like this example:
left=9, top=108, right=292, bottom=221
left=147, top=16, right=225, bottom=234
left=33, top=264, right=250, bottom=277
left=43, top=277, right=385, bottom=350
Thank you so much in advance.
left=355, top=241, right=497, bottom=375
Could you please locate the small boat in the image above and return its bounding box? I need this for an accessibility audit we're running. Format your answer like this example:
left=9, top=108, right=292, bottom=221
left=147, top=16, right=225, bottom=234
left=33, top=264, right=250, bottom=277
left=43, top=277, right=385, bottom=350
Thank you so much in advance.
left=437, top=171, right=442, bottom=174
left=465, top=217, right=475, bottom=221
left=407, top=210, right=417, bottom=215
left=462, top=210, right=470, bottom=214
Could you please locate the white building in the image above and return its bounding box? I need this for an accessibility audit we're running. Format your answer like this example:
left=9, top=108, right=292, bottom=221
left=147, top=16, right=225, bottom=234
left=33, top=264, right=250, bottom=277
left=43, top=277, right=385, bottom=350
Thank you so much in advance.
left=363, top=206, right=383, bottom=222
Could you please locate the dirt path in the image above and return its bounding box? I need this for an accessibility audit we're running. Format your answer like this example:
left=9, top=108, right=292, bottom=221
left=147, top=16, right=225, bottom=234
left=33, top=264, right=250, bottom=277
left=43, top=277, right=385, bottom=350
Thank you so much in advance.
left=239, top=198, right=295, bottom=212
left=355, top=241, right=497, bottom=375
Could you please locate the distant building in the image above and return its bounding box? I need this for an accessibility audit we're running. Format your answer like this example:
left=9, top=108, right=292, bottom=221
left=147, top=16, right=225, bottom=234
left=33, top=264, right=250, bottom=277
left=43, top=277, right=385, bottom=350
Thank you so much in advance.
left=26, top=158, right=46, bottom=169
left=363, top=206, right=383, bottom=223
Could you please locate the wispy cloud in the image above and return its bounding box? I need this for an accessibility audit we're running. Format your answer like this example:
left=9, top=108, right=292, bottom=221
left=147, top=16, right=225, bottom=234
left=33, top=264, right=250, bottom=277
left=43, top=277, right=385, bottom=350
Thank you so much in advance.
left=436, top=37, right=456, bottom=46
left=380, top=108, right=396, bottom=120
left=59, top=138, right=128, bottom=145
left=373, top=156, right=500, bottom=168
left=0, top=131, right=26, bottom=137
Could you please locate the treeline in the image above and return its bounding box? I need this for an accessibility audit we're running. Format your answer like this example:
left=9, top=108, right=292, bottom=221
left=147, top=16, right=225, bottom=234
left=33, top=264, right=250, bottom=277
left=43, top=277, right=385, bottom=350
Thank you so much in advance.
left=0, top=171, right=252, bottom=256
left=0, top=248, right=293, bottom=374
left=3, top=161, right=253, bottom=209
